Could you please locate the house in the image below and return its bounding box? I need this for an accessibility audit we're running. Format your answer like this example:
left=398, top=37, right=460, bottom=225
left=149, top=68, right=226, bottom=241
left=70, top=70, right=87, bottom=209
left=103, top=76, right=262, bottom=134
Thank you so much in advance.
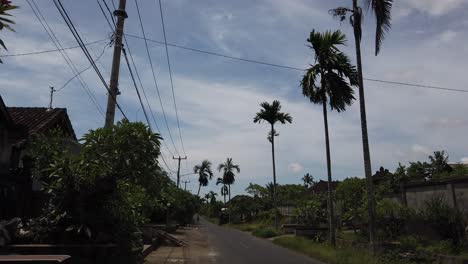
left=308, top=180, right=340, bottom=194
left=0, top=95, right=77, bottom=219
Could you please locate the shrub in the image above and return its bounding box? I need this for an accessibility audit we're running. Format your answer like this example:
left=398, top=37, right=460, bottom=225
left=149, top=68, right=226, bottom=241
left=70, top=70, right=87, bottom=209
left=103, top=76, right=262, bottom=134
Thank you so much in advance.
left=421, top=196, right=465, bottom=246
left=252, top=227, right=280, bottom=238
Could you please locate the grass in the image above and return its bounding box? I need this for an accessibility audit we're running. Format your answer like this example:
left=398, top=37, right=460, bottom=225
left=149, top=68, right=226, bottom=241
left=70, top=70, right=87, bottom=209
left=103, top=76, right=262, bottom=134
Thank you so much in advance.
left=251, top=227, right=280, bottom=238
left=226, top=221, right=264, bottom=232
left=273, top=236, right=416, bottom=264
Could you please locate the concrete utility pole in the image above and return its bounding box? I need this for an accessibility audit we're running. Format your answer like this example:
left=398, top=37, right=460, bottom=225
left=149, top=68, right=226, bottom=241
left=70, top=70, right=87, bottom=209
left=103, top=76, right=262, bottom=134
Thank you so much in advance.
left=182, top=180, right=190, bottom=191
left=104, top=0, right=127, bottom=128
left=173, top=156, right=187, bottom=188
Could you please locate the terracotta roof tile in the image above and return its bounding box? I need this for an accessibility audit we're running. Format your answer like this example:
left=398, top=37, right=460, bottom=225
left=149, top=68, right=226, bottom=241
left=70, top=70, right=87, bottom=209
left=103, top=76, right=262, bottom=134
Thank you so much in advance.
left=6, top=107, right=76, bottom=139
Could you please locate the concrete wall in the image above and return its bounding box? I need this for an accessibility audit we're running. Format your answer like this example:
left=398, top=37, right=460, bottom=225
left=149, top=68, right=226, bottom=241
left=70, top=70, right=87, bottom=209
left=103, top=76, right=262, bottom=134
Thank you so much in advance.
left=405, top=184, right=448, bottom=212
left=398, top=180, right=468, bottom=220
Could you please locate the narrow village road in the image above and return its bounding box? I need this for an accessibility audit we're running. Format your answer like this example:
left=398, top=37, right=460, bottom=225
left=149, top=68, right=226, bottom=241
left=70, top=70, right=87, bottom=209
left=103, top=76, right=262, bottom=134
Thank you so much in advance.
left=200, top=218, right=322, bottom=264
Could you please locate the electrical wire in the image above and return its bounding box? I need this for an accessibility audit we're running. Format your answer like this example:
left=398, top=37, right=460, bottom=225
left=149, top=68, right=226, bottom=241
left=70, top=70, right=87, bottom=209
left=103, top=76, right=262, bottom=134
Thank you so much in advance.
left=157, top=0, right=187, bottom=156
left=133, top=0, right=181, bottom=155
left=53, top=0, right=128, bottom=120
left=124, top=34, right=468, bottom=94
left=56, top=43, right=110, bottom=92
left=0, top=38, right=108, bottom=58
left=27, top=0, right=105, bottom=116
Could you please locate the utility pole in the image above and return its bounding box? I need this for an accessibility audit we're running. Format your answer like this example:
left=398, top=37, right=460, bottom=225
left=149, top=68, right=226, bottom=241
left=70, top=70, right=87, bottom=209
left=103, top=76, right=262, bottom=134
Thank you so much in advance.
left=173, top=156, right=187, bottom=188
left=104, top=0, right=127, bottom=128
left=48, top=87, right=55, bottom=109
left=182, top=180, right=190, bottom=191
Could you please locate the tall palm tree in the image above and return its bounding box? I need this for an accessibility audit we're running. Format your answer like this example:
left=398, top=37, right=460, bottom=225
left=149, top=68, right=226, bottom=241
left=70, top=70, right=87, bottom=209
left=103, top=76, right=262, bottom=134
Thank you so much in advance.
left=302, top=173, right=314, bottom=188
left=331, top=0, right=393, bottom=249
left=254, top=100, right=292, bottom=228
left=217, top=158, right=240, bottom=202
left=216, top=177, right=228, bottom=204
left=300, top=29, right=358, bottom=247
left=194, top=160, right=214, bottom=196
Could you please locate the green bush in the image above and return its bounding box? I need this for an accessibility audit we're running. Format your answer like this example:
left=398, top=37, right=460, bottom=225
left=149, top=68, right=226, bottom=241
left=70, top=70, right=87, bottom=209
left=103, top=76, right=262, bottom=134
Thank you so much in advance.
left=421, top=196, right=465, bottom=246
left=252, top=227, right=280, bottom=238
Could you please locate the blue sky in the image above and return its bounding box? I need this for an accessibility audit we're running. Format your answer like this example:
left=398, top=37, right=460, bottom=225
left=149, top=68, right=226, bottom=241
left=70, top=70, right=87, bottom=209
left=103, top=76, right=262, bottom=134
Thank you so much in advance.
left=1, top=0, right=468, bottom=198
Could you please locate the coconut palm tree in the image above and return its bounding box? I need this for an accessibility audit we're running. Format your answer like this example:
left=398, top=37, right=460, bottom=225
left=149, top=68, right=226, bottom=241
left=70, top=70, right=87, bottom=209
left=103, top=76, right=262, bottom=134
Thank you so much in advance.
left=254, top=100, right=292, bottom=228
left=0, top=1, right=18, bottom=63
left=300, top=29, right=358, bottom=247
left=194, top=160, right=214, bottom=196
left=302, top=173, right=314, bottom=188
left=331, top=0, right=393, bottom=249
left=216, top=177, right=228, bottom=204
left=217, top=158, right=240, bottom=202
left=204, top=191, right=217, bottom=205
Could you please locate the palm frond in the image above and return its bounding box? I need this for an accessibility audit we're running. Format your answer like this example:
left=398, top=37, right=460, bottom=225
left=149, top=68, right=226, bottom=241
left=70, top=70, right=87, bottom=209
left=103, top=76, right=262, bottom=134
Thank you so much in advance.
left=365, top=0, right=393, bottom=55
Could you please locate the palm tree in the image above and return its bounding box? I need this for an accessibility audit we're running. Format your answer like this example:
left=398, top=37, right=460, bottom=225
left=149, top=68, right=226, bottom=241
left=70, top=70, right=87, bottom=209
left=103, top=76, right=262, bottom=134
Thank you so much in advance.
left=0, top=1, right=18, bottom=63
left=300, top=29, right=358, bottom=246
left=302, top=173, right=314, bottom=188
left=216, top=177, right=228, bottom=204
left=204, top=191, right=217, bottom=205
left=194, top=160, right=214, bottom=196
left=254, top=100, right=292, bottom=228
left=217, top=158, right=240, bottom=202
left=331, top=0, right=393, bottom=249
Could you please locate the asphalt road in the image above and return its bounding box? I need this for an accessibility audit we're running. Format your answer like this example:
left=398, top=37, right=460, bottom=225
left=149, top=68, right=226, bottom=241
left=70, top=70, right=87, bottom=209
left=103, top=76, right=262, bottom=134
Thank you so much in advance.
left=200, top=218, right=322, bottom=264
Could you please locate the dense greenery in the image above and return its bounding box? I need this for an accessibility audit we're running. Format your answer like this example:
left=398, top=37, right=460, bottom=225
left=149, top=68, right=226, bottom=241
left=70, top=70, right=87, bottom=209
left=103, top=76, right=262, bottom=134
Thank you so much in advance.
left=26, top=121, right=199, bottom=262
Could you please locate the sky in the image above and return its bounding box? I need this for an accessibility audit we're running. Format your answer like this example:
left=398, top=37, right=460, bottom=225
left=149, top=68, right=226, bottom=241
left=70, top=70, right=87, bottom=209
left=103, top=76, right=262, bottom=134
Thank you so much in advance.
left=1, top=0, right=468, bottom=199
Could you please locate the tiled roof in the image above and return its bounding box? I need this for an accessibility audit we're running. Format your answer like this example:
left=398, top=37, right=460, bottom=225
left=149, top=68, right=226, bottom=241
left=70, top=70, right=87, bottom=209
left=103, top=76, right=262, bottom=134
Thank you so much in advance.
left=6, top=107, right=76, bottom=139
left=309, top=180, right=340, bottom=193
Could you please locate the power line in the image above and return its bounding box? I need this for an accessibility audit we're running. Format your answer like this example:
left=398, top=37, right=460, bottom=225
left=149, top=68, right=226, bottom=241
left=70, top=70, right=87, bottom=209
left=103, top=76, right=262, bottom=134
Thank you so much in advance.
left=53, top=0, right=128, bottom=120
left=107, top=0, right=176, bottom=171
left=124, top=33, right=468, bottom=94
left=133, top=0, right=181, bottom=155
left=157, top=0, right=187, bottom=156
left=0, top=38, right=108, bottom=58
left=56, top=43, right=110, bottom=92
left=27, top=0, right=105, bottom=116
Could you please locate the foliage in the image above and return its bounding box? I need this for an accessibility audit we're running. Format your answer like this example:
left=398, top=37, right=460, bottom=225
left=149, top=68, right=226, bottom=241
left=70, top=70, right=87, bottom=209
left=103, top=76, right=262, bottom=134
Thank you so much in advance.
left=228, top=195, right=259, bottom=223
left=27, top=121, right=198, bottom=262
left=420, top=196, right=465, bottom=246
left=0, top=1, right=18, bottom=63
left=375, top=198, right=414, bottom=239
left=302, top=173, right=315, bottom=188
left=251, top=227, right=280, bottom=238
left=294, top=195, right=327, bottom=226
left=194, top=160, right=214, bottom=196
left=273, top=236, right=415, bottom=264
left=217, top=157, right=240, bottom=202
left=335, top=177, right=366, bottom=231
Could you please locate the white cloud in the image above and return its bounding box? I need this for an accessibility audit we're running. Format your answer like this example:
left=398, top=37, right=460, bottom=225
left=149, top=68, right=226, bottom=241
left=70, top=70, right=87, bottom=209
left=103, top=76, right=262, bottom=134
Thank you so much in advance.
left=404, top=0, right=466, bottom=16
left=461, top=157, right=468, bottom=164
left=412, top=144, right=432, bottom=156
left=288, top=163, right=304, bottom=173
left=438, top=30, right=457, bottom=43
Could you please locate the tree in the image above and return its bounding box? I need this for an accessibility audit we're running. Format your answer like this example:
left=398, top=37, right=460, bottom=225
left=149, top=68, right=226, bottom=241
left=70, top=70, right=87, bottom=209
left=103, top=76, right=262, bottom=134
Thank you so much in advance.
left=331, top=0, right=394, bottom=250
left=194, top=160, right=214, bottom=196
left=204, top=191, right=217, bottom=205
left=429, top=150, right=451, bottom=175
left=302, top=173, right=314, bottom=188
left=217, top=158, right=240, bottom=203
left=216, top=177, right=229, bottom=204
left=0, top=1, right=18, bottom=64
left=300, top=29, right=358, bottom=246
left=253, top=100, right=292, bottom=228
left=335, top=177, right=366, bottom=233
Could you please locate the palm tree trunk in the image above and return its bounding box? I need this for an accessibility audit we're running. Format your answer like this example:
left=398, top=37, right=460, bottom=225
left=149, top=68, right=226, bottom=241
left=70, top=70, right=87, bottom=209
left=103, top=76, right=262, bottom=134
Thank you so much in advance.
left=271, top=124, right=278, bottom=229
left=353, top=0, right=376, bottom=251
left=322, top=99, right=336, bottom=247
left=223, top=185, right=226, bottom=204
left=228, top=184, right=231, bottom=202
left=197, top=184, right=202, bottom=196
